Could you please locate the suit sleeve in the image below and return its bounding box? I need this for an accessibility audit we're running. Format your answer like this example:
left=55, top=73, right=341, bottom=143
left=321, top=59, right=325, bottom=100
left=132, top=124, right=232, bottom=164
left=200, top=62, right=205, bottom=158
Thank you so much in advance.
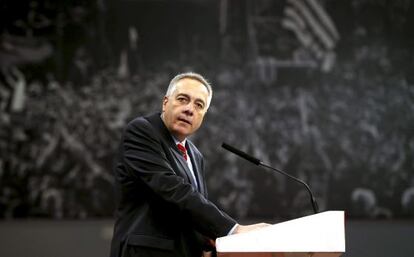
left=122, top=118, right=237, bottom=238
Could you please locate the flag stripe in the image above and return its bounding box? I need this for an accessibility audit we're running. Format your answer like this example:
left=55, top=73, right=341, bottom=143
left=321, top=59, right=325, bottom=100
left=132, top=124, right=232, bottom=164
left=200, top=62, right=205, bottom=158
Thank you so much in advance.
left=307, top=0, right=340, bottom=40
left=282, top=16, right=313, bottom=47
left=287, top=0, right=336, bottom=50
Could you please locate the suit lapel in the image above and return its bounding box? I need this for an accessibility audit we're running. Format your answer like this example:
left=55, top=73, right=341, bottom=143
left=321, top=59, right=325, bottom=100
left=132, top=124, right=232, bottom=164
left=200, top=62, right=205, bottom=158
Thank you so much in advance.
left=171, top=145, right=199, bottom=189
left=187, top=143, right=206, bottom=196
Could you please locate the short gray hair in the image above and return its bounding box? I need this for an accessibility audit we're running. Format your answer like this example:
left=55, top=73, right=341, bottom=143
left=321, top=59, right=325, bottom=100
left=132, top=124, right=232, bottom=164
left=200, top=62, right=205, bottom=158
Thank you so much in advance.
left=165, top=72, right=213, bottom=108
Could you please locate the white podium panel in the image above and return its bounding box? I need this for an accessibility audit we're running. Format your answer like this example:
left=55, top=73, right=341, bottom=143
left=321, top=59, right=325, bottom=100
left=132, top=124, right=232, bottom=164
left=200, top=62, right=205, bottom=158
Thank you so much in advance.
left=216, top=211, right=345, bottom=257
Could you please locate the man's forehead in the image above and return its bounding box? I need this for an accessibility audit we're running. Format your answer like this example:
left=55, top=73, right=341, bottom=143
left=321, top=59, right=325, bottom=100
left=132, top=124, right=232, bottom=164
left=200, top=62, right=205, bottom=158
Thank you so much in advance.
left=174, top=79, right=209, bottom=95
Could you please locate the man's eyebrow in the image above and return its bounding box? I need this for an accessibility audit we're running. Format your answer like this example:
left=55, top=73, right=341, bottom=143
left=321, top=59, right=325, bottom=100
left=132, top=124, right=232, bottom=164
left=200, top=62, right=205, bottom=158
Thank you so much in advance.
left=176, top=93, right=206, bottom=105
left=195, top=98, right=206, bottom=106
left=176, top=93, right=190, bottom=98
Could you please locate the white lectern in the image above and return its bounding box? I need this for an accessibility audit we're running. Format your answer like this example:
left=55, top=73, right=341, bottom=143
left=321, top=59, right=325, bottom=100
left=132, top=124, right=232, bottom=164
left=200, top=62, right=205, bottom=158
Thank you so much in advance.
left=216, top=211, right=345, bottom=257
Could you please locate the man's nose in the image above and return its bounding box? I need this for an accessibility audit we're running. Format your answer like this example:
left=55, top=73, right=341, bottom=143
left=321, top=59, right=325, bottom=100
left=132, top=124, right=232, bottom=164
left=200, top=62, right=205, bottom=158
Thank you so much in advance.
left=183, top=102, right=194, bottom=115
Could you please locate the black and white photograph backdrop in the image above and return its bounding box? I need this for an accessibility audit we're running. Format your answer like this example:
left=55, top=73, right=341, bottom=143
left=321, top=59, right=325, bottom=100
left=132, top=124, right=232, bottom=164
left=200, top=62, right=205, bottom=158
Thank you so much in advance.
left=1, top=0, right=413, bottom=256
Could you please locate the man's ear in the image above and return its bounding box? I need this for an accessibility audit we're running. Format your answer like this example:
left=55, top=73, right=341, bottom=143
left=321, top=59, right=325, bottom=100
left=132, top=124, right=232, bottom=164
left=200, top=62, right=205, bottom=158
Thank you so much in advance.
left=162, top=96, right=168, bottom=112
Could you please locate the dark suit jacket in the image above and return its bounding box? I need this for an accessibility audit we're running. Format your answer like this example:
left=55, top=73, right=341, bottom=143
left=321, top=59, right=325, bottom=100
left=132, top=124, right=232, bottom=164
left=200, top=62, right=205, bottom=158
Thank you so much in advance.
left=110, top=113, right=236, bottom=257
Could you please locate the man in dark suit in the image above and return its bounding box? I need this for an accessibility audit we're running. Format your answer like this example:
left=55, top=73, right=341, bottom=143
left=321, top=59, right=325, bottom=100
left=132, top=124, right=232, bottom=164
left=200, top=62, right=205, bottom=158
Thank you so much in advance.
left=110, top=72, right=267, bottom=257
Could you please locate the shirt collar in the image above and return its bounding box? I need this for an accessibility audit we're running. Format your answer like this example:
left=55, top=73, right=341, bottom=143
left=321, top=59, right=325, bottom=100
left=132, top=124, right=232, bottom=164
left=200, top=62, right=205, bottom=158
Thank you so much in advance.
left=173, top=136, right=187, bottom=146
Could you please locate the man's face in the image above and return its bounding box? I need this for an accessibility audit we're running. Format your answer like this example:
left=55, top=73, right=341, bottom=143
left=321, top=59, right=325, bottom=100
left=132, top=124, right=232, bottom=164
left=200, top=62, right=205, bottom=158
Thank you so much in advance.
left=162, top=78, right=210, bottom=141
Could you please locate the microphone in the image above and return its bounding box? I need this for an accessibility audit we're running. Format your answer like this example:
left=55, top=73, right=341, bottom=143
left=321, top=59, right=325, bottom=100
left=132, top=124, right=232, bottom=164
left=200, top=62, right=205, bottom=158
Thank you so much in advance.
left=222, top=142, right=319, bottom=214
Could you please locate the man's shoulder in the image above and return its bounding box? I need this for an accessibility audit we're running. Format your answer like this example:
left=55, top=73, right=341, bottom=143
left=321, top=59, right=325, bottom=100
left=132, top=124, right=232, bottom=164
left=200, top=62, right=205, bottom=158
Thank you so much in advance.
left=126, top=112, right=160, bottom=129
left=124, top=112, right=171, bottom=145
left=124, top=116, right=148, bottom=133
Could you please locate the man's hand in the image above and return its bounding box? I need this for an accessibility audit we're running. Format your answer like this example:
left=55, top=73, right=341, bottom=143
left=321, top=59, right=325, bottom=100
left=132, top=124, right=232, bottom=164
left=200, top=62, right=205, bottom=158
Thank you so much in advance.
left=202, top=251, right=213, bottom=257
left=201, top=223, right=270, bottom=257
left=232, top=223, right=270, bottom=234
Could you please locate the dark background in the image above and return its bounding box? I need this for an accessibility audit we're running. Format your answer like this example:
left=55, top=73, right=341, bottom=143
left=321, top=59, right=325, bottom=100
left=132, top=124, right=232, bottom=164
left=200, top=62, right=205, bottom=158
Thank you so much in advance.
left=1, top=0, right=414, bottom=234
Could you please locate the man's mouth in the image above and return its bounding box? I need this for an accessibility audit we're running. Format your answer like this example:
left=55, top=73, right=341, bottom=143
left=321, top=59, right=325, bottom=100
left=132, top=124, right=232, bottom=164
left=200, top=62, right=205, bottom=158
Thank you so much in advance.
left=177, top=117, right=192, bottom=125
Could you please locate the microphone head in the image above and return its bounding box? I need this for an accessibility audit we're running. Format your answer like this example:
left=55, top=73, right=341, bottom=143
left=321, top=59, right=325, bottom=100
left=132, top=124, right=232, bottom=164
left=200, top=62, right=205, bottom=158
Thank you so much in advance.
left=221, top=143, right=234, bottom=152
left=221, top=142, right=262, bottom=165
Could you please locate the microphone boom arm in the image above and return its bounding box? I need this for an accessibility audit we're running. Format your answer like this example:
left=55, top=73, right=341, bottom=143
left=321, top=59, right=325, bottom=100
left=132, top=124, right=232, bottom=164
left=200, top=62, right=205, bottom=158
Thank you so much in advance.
left=258, top=161, right=318, bottom=214
left=222, top=143, right=319, bottom=214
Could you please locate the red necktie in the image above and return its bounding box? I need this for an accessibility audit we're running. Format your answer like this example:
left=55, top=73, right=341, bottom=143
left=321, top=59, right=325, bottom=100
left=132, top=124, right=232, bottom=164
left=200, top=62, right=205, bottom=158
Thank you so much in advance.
left=177, top=143, right=188, bottom=161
